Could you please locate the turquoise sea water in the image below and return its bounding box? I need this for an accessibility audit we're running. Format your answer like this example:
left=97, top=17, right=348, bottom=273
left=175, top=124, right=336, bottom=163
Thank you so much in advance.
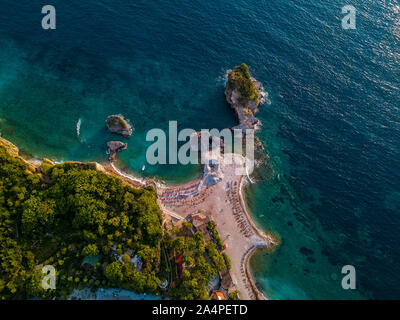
left=0, top=1, right=399, bottom=299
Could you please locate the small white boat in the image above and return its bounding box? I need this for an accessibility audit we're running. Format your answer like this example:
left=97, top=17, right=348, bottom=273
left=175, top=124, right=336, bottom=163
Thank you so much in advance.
left=142, top=165, right=146, bottom=171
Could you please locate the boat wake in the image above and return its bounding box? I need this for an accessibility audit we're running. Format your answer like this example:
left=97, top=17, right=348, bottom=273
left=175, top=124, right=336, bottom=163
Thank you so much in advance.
left=76, top=118, right=81, bottom=137
left=76, top=118, right=85, bottom=142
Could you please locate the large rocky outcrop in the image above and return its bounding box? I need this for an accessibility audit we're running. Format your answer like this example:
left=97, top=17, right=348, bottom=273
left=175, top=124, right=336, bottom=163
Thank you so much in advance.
left=0, top=136, right=37, bottom=172
left=107, top=141, right=128, bottom=162
left=225, top=64, right=268, bottom=132
left=106, top=115, right=133, bottom=138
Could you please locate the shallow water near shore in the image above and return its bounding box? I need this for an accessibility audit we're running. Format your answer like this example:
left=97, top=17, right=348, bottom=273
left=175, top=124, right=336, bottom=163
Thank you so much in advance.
left=1, top=0, right=400, bottom=299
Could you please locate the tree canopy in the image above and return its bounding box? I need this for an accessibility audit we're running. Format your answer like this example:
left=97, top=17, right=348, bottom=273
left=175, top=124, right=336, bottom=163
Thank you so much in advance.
left=0, top=145, right=163, bottom=299
left=0, top=142, right=234, bottom=300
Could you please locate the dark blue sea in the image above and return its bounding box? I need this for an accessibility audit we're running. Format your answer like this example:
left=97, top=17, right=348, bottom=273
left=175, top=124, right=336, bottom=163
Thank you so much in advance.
left=0, top=0, right=399, bottom=299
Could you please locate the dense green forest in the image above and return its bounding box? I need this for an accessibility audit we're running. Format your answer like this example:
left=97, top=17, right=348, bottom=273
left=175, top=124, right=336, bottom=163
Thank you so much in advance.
left=165, top=222, right=228, bottom=300
left=0, top=142, right=163, bottom=299
left=0, top=141, right=231, bottom=300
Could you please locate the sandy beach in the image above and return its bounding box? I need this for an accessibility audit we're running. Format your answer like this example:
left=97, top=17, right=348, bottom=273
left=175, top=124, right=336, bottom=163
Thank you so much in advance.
left=107, top=152, right=277, bottom=300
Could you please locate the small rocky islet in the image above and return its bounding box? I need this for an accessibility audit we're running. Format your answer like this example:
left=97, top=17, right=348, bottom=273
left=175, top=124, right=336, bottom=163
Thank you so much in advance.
left=105, top=115, right=132, bottom=162
left=107, top=141, right=128, bottom=162
left=106, top=115, right=133, bottom=138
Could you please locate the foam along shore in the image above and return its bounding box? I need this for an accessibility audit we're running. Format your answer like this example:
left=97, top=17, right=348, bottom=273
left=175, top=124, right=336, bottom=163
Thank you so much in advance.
left=109, top=161, right=149, bottom=186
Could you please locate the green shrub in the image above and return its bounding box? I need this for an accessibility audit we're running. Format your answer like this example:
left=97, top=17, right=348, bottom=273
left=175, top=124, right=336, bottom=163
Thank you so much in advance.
left=207, top=221, right=224, bottom=250
left=82, top=244, right=99, bottom=257
left=222, top=252, right=231, bottom=270
left=229, top=290, right=240, bottom=300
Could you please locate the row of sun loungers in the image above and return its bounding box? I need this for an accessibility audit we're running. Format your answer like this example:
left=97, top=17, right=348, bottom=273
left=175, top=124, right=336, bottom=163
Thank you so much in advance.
left=226, top=181, right=254, bottom=238
left=159, top=182, right=213, bottom=208
left=240, top=246, right=256, bottom=300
